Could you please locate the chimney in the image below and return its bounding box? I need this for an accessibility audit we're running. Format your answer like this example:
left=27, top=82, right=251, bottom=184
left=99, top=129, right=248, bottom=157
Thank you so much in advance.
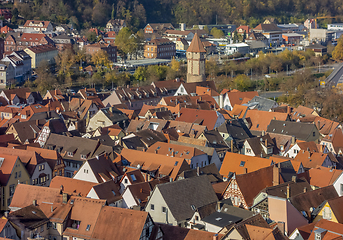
left=109, top=107, right=113, bottom=113
left=51, top=206, right=53, bottom=212
left=286, top=184, right=290, bottom=198
left=304, top=187, right=307, bottom=193
left=147, top=174, right=151, bottom=182
left=213, top=234, right=219, bottom=240
left=33, top=199, right=37, bottom=206
left=219, top=94, right=223, bottom=109
left=4, top=211, right=8, bottom=218
left=277, top=222, right=285, bottom=236
left=262, top=130, right=265, bottom=136
left=265, top=138, right=268, bottom=147
left=244, top=168, right=248, bottom=173
left=197, top=167, right=200, bottom=176
left=60, top=184, right=64, bottom=193
left=287, top=106, right=291, bottom=114
left=292, top=175, right=296, bottom=182
left=180, top=23, right=186, bottom=31
left=62, top=193, right=68, bottom=204
left=273, top=164, right=280, bottom=186
left=291, top=136, right=295, bottom=145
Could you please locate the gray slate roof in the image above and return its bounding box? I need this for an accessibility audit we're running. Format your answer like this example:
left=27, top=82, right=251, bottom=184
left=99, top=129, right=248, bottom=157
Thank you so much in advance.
left=246, top=96, right=278, bottom=111
left=266, top=120, right=317, bottom=141
left=156, top=175, right=218, bottom=222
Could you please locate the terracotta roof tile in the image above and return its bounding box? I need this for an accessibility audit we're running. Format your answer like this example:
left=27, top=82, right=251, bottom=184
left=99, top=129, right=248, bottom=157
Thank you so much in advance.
left=49, top=176, right=96, bottom=197
left=225, top=91, right=259, bottom=107
left=297, top=166, right=343, bottom=188
left=246, top=110, right=289, bottom=132
left=219, top=152, right=273, bottom=176
left=187, top=33, right=206, bottom=53
left=175, top=108, right=219, bottom=130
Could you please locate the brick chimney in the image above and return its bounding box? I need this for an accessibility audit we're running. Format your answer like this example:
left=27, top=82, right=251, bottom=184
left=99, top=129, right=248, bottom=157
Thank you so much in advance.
left=273, top=164, right=280, bottom=186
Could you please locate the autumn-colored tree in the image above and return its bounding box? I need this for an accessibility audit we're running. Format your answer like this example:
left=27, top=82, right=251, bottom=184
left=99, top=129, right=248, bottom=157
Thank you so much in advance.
left=171, top=57, right=180, bottom=72
left=332, top=36, right=343, bottom=61
left=92, top=50, right=111, bottom=69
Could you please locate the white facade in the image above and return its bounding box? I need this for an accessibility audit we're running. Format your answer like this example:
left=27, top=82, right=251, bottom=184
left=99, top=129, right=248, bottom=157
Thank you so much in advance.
left=145, top=188, right=178, bottom=226
left=122, top=188, right=139, bottom=209
left=73, top=162, right=99, bottom=183
left=333, top=173, right=343, bottom=197
left=225, top=43, right=250, bottom=55
left=284, top=144, right=301, bottom=158
left=174, top=83, right=190, bottom=96
left=86, top=187, right=123, bottom=207
left=119, top=175, right=132, bottom=194
left=328, top=23, right=343, bottom=31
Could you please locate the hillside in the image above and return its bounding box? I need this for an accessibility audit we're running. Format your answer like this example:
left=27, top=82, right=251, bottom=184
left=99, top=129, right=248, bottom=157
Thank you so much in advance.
left=11, top=0, right=343, bottom=30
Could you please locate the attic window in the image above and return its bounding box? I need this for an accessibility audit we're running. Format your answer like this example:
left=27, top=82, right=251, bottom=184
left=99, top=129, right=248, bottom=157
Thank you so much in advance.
left=67, top=152, right=73, bottom=157
left=240, top=161, right=245, bottom=167
left=191, top=205, right=196, bottom=211
left=215, top=217, right=222, bottom=221
left=86, top=225, right=91, bottom=231
left=112, top=190, right=116, bottom=196
left=130, top=174, right=137, bottom=181
left=256, top=124, right=259, bottom=128
left=174, top=161, right=178, bottom=166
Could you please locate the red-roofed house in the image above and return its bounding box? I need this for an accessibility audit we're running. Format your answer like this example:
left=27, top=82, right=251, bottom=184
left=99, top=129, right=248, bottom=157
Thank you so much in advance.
left=22, top=20, right=53, bottom=32
left=175, top=108, right=225, bottom=130
left=221, top=90, right=259, bottom=110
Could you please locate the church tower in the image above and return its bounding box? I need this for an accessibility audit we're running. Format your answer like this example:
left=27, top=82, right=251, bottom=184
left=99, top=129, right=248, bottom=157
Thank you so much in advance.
left=186, top=33, right=206, bottom=83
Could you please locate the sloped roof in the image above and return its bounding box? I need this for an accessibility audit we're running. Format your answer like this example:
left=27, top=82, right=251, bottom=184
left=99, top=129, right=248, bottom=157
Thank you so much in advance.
left=158, top=223, right=224, bottom=240
left=220, top=152, right=273, bottom=176
left=62, top=197, right=106, bottom=239
left=175, top=108, right=219, bottom=130
left=187, top=33, right=206, bottom=53
left=147, top=141, right=205, bottom=159
left=235, top=166, right=283, bottom=207
left=49, top=176, right=96, bottom=197
left=291, top=105, right=316, bottom=120
left=246, top=110, right=289, bottom=132
left=120, top=148, right=190, bottom=181
left=156, top=175, right=218, bottom=222
left=294, top=151, right=334, bottom=169
left=10, top=184, right=61, bottom=209
left=289, top=185, right=338, bottom=220
left=91, top=180, right=121, bottom=204
left=267, top=120, right=317, bottom=141
left=225, top=91, right=259, bottom=107
left=91, top=206, right=149, bottom=240
left=0, top=154, right=18, bottom=185
left=297, top=166, right=343, bottom=188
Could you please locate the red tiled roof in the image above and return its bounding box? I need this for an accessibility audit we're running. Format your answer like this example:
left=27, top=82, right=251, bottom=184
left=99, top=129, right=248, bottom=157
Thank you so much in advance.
left=187, top=33, right=206, bottom=53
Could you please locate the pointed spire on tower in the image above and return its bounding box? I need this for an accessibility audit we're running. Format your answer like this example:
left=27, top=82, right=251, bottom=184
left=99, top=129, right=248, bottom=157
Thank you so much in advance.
left=187, top=33, right=206, bottom=53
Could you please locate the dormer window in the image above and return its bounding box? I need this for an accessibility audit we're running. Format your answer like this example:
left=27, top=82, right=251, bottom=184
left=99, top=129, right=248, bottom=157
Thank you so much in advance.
left=80, top=154, right=87, bottom=160
left=67, top=152, right=73, bottom=157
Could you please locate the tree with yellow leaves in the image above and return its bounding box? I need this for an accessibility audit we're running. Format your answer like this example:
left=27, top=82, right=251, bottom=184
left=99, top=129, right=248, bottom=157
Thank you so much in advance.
left=92, top=50, right=111, bottom=69
left=333, top=36, right=343, bottom=61
left=171, top=57, right=180, bottom=72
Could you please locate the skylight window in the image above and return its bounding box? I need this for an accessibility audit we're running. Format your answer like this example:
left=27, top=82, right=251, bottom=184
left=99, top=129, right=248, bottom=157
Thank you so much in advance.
left=174, top=161, right=178, bottom=166
left=130, top=174, right=137, bottom=181
left=215, top=217, right=222, bottom=221
left=240, top=161, right=245, bottom=167
left=112, top=190, right=116, bottom=196
left=86, top=225, right=91, bottom=231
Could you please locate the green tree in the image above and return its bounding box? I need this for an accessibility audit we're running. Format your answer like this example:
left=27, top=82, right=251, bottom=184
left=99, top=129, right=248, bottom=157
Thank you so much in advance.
left=115, top=27, right=137, bottom=60
left=232, top=74, right=252, bottom=91
left=86, top=30, right=97, bottom=44
left=210, top=27, right=225, bottom=38
left=133, top=66, right=147, bottom=82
